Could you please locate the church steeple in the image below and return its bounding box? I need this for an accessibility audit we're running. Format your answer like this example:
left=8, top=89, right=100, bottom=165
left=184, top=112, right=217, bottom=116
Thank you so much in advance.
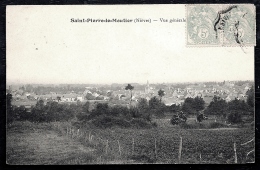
left=145, top=80, right=149, bottom=94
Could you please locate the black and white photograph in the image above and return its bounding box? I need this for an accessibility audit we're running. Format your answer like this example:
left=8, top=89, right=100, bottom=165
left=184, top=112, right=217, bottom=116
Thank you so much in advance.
left=6, top=4, right=255, bottom=164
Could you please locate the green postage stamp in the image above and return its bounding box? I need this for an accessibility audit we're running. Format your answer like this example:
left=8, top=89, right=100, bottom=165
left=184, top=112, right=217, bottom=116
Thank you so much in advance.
left=186, top=4, right=256, bottom=47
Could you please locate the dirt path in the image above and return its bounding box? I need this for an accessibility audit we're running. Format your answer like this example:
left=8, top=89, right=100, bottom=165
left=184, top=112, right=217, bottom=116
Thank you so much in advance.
left=7, top=125, right=95, bottom=165
left=193, top=128, right=238, bottom=130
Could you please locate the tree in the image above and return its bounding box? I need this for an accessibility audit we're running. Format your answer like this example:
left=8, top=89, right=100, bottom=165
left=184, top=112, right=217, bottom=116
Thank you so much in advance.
left=137, top=98, right=149, bottom=113
left=158, top=89, right=165, bottom=102
left=7, top=93, right=15, bottom=124
left=129, top=106, right=140, bottom=118
left=57, top=96, right=61, bottom=102
left=125, top=84, right=134, bottom=104
left=196, top=113, right=208, bottom=123
left=182, top=98, right=196, bottom=115
left=168, top=104, right=181, bottom=113
left=7, top=93, right=12, bottom=112
left=137, top=98, right=151, bottom=121
left=110, top=105, right=130, bottom=118
left=36, top=99, right=45, bottom=110
left=246, top=86, right=254, bottom=108
left=15, top=105, right=28, bottom=121
left=170, top=111, right=187, bottom=125
left=89, top=103, right=109, bottom=119
left=227, top=110, right=242, bottom=124
left=193, top=96, right=205, bottom=112
left=82, top=101, right=90, bottom=113
left=227, top=98, right=249, bottom=113
left=149, top=96, right=161, bottom=110
left=149, top=96, right=166, bottom=118
left=31, top=99, right=45, bottom=122
left=204, top=95, right=227, bottom=118
left=86, top=93, right=95, bottom=100
left=182, top=97, right=205, bottom=115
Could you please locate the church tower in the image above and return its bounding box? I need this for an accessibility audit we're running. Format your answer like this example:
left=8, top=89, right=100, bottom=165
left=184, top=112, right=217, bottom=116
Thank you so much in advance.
left=145, top=80, right=149, bottom=94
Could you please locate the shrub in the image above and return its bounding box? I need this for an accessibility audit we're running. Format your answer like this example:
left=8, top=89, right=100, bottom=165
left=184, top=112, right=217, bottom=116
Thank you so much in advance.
left=92, top=115, right=131, bottom=128
left=130, top=107, right=141, bottom=118
left=76, top=112, right=89, bottom=121
left=179, top=122, right=206, bottom=129
left=208, top=122, right=227, bottom=128
left=110, top=105, right=129, bottom=117
left=141, top=112, right=152, bottom=122
left=170, top=113, right=187, bottom=125
left=151, top=122, right=158, bottom=127
left=150, top=109, right=165, bottom=119
left=250, top=121, right=254, bottom=130
left=227, top=111, right=242, bottom=124
left=130, top=118, right=153, bottom=129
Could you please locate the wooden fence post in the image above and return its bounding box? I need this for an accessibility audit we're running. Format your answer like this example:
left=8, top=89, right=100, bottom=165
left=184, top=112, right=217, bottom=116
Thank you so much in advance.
left=178, top=137, right=182, bottom=164
left=89, top=131, right=91, bottom=142
left=85, top=134, right=88, bottom=142
left=106, top=140, right=109, bottom=154
left=118, top=140, right=121, bottom=157
left=155, top=138, right=157, bottom=160
left=234, top=142, right=237, bottom=163
left=132, top=138, right=135, bottom=155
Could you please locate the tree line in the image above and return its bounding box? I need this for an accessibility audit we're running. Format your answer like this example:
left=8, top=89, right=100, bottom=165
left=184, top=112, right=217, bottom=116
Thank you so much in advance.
left=6, top=84, right=254, bottom=126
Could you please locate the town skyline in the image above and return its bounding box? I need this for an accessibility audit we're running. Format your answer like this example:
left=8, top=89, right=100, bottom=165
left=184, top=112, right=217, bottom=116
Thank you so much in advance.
left=6, top=79, right=254, bottom=86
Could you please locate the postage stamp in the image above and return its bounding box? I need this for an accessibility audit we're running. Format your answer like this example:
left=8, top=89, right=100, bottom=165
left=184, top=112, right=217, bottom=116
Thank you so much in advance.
left=186, top=4, right=256, bottom=47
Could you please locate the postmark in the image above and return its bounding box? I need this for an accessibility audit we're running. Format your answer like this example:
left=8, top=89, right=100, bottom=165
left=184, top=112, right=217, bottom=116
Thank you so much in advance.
left=186, top=4, right=256, bottom=47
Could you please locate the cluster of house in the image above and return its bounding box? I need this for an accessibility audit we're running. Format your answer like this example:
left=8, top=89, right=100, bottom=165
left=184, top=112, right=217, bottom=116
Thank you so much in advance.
left=114, top=81, right=251, bottom=106
left=161, top=83, right=250, bottom=106
left=8, top=81, right=251, bottom=109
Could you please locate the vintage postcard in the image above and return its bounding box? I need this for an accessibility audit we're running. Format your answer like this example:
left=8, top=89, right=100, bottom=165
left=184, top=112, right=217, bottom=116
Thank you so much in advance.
left=6, top=5, right=255, bottom=164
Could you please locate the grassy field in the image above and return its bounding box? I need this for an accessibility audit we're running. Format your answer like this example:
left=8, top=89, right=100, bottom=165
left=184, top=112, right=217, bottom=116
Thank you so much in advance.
left=6, top=119, right=255, bottom=164
left=12, top=100, right=37, bottom=106
left=6, top=121, right=96, bottom=165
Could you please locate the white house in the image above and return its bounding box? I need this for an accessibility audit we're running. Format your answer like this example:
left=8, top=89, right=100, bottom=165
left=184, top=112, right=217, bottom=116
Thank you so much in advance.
left=76, top=96, right=83, bottom=101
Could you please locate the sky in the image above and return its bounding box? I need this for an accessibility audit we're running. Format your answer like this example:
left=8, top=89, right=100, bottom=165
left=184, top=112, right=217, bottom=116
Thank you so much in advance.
left=6, top=5, right=254, bottom=85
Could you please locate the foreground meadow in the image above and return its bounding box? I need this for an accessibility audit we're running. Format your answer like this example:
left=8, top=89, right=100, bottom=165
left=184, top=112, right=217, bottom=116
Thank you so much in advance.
left=6, top=120, right=254, bottom=164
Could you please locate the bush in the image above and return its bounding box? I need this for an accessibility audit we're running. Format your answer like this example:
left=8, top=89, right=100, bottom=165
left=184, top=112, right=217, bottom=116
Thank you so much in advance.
left=227, top=111, right=242, bottom=124
left=208, top=122, right=227, bottom=128
left=151, top=122, right=158, bottom=127
left=130, top=107, right=141, bottom=118
left=110, top=105, right=129, bottom=117
left=178, top=122, right=228, bottom=129
left=150, top=109, right=165, bottom=119
left=250, top=121, right=254, bottom=130
left=170, top=113, right=187, bottom=125
left=179, top=122, right=206, bottom=129
left=91, top=115, right=154, bottom=129
left=92, top=115, right=131, bottom=128
left=130, top=118, right=153, bottom=129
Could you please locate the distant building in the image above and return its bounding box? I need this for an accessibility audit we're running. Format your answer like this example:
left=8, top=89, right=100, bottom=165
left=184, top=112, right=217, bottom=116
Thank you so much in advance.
left=145, top=80, right=150, bottom=94
left=76, top=96, right=83, bottom=101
